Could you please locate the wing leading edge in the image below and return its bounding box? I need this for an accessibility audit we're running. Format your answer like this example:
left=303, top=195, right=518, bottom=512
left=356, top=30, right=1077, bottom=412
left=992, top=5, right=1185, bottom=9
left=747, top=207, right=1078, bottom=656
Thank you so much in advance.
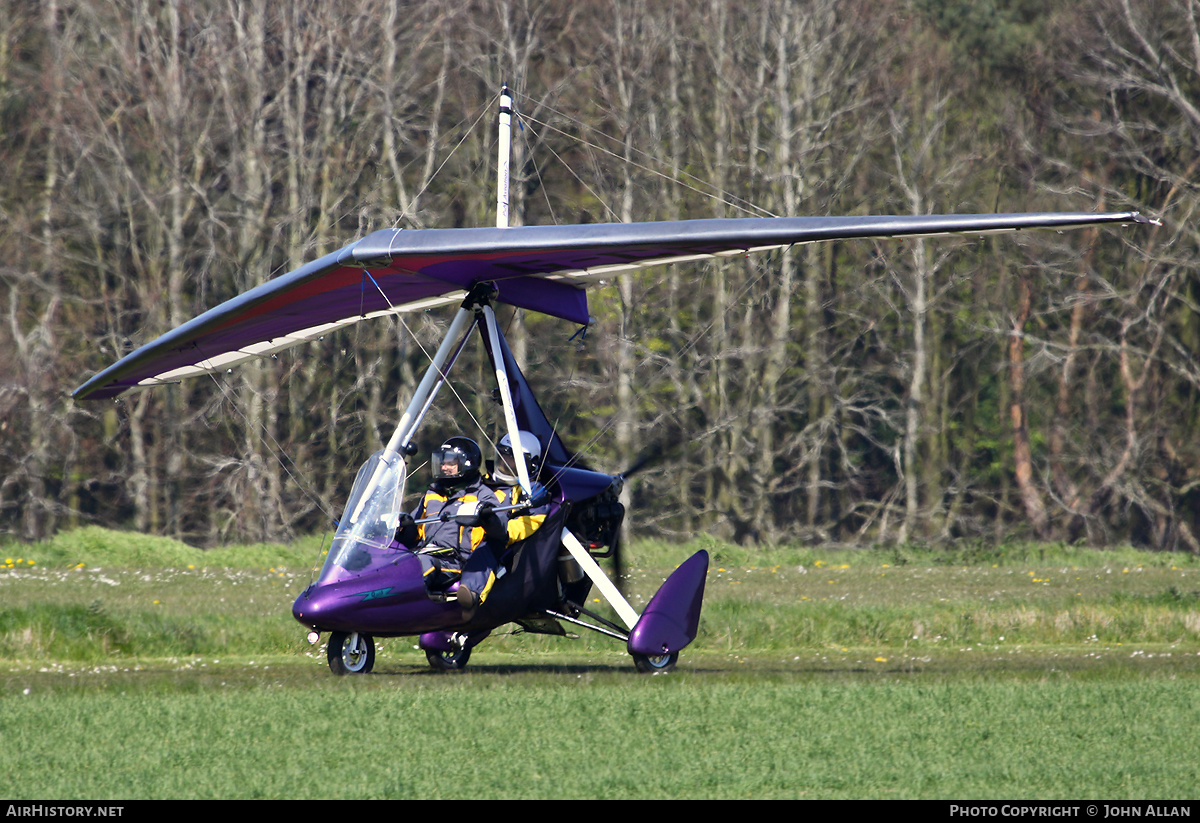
left=72, top=211, right=1153, bottom=400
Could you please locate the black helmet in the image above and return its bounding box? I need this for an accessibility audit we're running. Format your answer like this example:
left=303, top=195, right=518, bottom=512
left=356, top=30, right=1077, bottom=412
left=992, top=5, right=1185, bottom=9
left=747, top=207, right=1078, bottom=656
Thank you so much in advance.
left=432, top=436, right=482, bottom=488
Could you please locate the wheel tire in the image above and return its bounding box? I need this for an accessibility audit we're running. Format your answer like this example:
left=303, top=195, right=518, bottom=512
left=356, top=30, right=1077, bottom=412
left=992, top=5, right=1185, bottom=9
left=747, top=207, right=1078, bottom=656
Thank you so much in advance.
left=632, top=651, right=679, bottom=673
left=425, top=647, right=471, bottom=672
left=328, top=631, right=375, bottom=675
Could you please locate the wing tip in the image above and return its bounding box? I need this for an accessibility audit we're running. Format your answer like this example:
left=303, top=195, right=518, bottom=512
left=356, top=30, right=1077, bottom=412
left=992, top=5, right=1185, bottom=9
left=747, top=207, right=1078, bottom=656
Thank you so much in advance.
left=71, top=382, right=120, bottom=402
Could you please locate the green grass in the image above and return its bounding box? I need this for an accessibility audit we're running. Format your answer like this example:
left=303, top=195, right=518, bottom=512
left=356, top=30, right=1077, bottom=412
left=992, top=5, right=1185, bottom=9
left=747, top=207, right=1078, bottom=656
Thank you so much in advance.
left=2, top=527, right=1200, bottom=798
left=0, top=525, right=323, bottom=570
left=3, top=676, right=1198, bottom=799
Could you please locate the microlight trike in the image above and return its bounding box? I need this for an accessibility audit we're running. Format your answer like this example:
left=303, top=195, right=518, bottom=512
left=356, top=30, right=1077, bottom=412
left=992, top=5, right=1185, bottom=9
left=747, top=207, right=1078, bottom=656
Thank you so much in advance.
left=71, top=88, right=1154, bottom=673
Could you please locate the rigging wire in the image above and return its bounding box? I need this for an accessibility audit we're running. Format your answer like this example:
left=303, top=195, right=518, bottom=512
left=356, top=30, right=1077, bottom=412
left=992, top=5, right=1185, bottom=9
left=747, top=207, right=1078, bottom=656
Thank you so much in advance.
left=513, top=105, right=560, bottom=226
left=390, top=99, right=497, bottom=230
left=539, top=253, right=783, bottom=483
left=496, top=92, right=789, bottom=479
left=512, top=89, right=780, bottom=220
left=200, top=362, right=337, bottom=525
left=243, top=96, right=496, bottom=299
left=198, top=95, right=500, bottom=520
left=357, top=275, right=504, bottom=466
left=207, top=86, right=784, bottom=520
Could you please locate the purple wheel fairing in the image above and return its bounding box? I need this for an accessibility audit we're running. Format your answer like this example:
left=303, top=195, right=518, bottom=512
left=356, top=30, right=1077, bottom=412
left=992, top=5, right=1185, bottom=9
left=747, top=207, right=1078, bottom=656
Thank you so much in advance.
left=628, top=549, right=708, bottom=657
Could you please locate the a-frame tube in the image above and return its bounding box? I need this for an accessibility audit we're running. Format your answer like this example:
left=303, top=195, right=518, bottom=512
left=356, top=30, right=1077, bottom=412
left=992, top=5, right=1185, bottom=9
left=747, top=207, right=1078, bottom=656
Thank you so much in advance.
left=385, top=305, right=475, bottom=456
left=481, top=303, right=532, bottom=493
left=405, top=318, right=477, bottom=448
left=481, top=299, right=639, bottom=626
left=349, top=305, right=475, bottom=524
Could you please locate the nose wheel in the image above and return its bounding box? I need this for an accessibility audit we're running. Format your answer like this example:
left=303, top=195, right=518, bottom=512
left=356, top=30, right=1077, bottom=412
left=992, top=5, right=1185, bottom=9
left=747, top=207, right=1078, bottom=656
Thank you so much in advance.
left=328, top=631, right=376, bottom=674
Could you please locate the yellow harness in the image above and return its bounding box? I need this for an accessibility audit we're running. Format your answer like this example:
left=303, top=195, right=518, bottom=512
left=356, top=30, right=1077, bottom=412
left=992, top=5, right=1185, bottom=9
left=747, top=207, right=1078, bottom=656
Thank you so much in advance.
left=493, top=486, right=547, bottom=544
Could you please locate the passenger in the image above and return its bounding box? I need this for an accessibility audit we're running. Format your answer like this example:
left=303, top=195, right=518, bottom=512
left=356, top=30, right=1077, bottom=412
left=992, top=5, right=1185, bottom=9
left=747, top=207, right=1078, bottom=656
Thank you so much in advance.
left=489, top=431, right=552, bottom=544
left=398, top=436, right=507, bottom=617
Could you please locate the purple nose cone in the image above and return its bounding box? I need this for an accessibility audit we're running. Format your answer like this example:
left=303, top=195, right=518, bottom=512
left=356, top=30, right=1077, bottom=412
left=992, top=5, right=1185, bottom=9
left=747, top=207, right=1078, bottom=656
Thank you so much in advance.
left=293, top=573, right=407, bottom=633
left=627, top=550, right=708, bottom=657
left=292, top=554, right=461, bottom=635
left=291, top=556, right=411, bottom=633
left=293, top=590, right=311, bottom=626
left=293, top=579, right=361, bottom=632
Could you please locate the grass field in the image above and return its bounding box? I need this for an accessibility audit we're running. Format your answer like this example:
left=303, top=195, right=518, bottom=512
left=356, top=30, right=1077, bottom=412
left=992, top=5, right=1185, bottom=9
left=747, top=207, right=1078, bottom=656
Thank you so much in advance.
left=2, top=528, right=1199, bottom=799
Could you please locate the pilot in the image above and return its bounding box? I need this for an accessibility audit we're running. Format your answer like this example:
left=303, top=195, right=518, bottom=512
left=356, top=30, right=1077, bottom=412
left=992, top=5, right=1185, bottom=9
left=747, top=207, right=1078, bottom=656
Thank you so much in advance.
left=398, top=436, right=507, bottom=617
left=489, top=430, right=552, bottom=544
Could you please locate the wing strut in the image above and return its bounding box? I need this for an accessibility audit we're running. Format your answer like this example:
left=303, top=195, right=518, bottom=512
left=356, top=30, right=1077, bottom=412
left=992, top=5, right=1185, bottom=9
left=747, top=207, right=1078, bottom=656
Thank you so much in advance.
left=560, top=528, right=640, bottom=629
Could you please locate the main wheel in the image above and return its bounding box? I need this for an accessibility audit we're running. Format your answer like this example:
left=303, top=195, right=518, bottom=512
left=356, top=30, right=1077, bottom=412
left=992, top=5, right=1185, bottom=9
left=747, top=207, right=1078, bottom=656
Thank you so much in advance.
left=632, top=651, right=679, bottom=673
left=327, top=631, right=375, bottom=675
left=425, top=647, right=471, bottom=672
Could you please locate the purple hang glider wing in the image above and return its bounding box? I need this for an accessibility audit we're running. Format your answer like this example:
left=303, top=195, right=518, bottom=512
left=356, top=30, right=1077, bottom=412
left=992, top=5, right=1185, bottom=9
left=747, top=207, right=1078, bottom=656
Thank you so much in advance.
left=72, top=211, right=1153, bottom=400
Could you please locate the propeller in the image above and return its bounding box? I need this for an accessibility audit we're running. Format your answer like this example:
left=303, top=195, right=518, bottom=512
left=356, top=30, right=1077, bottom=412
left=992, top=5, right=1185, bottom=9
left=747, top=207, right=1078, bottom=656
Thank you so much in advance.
left=617, top=446, right=668, bottom=484
left=610, top=440, right=679, bottom=594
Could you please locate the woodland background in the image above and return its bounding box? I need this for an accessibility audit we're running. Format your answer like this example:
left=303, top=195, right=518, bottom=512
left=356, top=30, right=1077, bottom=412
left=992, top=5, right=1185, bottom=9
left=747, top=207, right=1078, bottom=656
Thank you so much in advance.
left=2, top=0, right=1198, bottom=551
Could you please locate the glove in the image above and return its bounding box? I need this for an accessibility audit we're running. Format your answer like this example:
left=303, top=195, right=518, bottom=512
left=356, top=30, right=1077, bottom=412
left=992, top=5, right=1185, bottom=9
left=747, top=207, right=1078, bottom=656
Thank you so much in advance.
left=395, top=511, right=418, bottom=547
left=526, top=482, right=550, bottom=508
left=477, top=502, right=508, bottom=542
left=452, top=500, right=483, bottom=527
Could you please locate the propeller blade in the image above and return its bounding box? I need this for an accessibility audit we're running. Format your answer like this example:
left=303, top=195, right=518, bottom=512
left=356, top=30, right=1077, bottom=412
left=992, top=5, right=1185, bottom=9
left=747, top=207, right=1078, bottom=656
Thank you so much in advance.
left=611, top=530, right=625, bottom=596
left=610, top=440, right=680, bottom=595
left=617, top=440, right=677, bottom=482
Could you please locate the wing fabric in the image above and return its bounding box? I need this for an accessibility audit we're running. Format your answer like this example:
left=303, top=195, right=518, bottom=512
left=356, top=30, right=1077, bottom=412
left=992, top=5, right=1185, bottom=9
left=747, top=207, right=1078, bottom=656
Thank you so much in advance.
left=72, top=211, right=1152, bottom=400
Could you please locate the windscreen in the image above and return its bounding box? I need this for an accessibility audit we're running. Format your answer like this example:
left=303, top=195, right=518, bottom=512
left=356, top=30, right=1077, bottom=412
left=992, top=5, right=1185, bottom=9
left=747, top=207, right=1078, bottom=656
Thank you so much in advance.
left=316, top=449, right=408, bottom=585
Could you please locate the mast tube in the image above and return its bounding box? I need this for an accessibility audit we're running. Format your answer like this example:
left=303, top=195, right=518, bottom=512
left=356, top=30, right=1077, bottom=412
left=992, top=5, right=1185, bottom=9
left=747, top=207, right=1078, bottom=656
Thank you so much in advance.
left=496, top=85, right=512, bottom=229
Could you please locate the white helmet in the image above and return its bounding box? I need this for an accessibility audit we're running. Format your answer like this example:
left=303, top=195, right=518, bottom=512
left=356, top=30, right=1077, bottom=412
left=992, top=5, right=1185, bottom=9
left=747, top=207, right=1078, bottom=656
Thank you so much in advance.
left=494, top=430, right=542, bottom=484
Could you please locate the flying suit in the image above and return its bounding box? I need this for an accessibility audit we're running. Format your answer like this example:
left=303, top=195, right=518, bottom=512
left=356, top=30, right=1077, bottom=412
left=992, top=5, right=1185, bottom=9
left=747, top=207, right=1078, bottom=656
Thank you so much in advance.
left=491, top=483, right=552, bottom=545
left=402, top=478, right=507, bottom=606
